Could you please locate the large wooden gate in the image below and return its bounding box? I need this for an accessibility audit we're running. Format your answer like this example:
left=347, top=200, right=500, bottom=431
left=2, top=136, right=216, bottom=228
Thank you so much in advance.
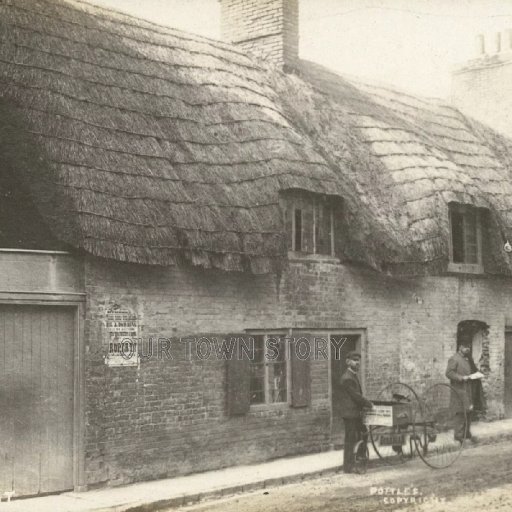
left=0, top=305, right=75, bottom=496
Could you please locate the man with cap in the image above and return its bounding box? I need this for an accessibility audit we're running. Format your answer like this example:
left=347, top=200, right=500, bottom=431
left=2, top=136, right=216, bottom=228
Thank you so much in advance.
left=445, top=341, right=478, bottom=443
left=339, top=351, right=373, bottom=473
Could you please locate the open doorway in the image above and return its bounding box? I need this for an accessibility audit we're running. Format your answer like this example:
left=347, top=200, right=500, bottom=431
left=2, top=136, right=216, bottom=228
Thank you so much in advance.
left=456, top=320, right=488, bottom=417
left=330, top=334, right=362, bottom=448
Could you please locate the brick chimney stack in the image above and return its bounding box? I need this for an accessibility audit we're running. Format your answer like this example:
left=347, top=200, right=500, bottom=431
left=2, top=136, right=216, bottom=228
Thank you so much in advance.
left=452, top=29, right=512, bottom=138
left=219, top=0, right=299, bottom=71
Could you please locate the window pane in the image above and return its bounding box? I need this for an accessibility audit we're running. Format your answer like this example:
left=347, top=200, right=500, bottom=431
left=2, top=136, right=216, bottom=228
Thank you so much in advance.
left=464, top=211, right=478, bottom=263
left=302, top=204, right=314, bottom=253
left=294, top=209, right=302, bottom=251
left=267, top=337, right=287, bottom=403
left=269, top=362, right=287, bottom=403
left=451, top=210, right=464, bottom=263
left=315, top=202, right=332, bottom=255
left=250, top=336, right=265, bottom=404
left=253, top=335, right=264, bottom=363
left=266, top=336, right=286, bottom=362
left=250, top=365, right=265, bottom=404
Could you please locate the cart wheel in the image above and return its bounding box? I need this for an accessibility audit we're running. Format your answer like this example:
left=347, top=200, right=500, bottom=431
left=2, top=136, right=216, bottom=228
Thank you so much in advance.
left=414, top=383, right=466, bottom=469
left=368, top=382, right=421, bottom=465
left=353, top=440, right=368, bottom=474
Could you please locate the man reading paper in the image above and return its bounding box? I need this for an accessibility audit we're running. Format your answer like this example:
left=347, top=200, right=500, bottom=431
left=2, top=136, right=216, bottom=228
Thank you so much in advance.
left=445, top=341, right=480, bottom=443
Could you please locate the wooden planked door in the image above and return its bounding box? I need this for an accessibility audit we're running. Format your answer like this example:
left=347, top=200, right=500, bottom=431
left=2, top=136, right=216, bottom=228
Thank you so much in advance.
left=0, top=305, right=75, bottom=496
left=505, top=331, right=512, bottom=418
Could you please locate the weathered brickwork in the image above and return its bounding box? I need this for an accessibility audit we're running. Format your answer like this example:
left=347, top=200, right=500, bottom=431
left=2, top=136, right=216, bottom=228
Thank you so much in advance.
left=83, top=257, right=330, bottom=487
left=219, top=0, right=299, bottom=69
left=83, top=255, right=512, bottom=487
left=452, top=54, right=512, bottom=138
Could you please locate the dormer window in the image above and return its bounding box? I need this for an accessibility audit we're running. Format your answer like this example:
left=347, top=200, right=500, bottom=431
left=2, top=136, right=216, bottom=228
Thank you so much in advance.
left=285, top=192, right=335, bottom=257
left=448, top=204, right=484, bottom=273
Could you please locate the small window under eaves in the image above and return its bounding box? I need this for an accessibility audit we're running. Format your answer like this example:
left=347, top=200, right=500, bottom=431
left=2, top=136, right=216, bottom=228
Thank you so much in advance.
left=449, top=204, right=483, bottom=273
left=286, top=193, right=335, bottom=257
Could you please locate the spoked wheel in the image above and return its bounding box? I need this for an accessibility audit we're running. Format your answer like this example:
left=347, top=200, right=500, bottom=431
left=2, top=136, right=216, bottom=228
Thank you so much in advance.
left=353, top=439, right=369, bottom=474
left=368, top=382, right=421, bottom=465
left=414, top=383, right=466, bottom=469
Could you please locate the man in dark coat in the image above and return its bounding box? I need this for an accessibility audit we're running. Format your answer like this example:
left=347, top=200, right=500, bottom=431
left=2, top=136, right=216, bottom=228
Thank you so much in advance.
left=445, top=341, right=478, bottom=443
left=339, top=351, right=373, bottom=473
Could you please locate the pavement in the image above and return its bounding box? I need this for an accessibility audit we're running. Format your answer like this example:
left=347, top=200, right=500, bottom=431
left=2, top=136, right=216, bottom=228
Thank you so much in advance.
left=2, top=418, right=512, bottom=512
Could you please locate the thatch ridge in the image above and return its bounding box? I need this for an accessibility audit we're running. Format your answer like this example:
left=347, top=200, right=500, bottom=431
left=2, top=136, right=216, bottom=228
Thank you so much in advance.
left=11, top=0, right=255, bottom=59
left=66, top=0, right=251, bottom=58
left=9, top=0, right=263, bottom=74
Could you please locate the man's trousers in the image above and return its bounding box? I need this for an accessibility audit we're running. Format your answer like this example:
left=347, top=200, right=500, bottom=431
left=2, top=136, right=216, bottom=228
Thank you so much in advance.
left=343, top=417, right=364, bottom=472
left=454, top=411, right=472, bottom=441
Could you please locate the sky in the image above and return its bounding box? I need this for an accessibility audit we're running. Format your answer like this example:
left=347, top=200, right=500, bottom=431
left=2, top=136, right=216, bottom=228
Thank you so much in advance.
left=89, top=0, right=512, bottom=98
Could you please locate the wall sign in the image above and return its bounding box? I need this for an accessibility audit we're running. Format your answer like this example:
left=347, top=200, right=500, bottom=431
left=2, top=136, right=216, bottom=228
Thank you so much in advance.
left=104, top=303, right=139, bottom=367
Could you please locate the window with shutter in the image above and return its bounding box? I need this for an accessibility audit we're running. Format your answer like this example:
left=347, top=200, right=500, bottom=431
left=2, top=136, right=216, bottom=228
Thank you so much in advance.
left=226, top=334, right=252, bottom=416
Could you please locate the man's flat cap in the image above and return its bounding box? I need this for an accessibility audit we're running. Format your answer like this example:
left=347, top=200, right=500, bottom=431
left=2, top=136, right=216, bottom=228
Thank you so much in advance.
left=346, top=351, right=362, bottom=360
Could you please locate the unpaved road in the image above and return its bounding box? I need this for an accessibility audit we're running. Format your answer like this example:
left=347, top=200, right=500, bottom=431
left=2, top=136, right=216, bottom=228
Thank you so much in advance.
left=168, top=440, right=512, bottom=512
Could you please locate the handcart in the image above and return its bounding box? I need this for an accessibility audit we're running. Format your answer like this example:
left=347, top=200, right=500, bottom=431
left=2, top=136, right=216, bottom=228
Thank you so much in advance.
left=353, top=382, right=467, bottom=473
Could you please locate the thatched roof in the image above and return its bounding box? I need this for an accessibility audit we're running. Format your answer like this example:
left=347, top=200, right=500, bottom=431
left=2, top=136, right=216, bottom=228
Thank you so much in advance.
left=0, top=0, right=341, bottom=273
left=2, top=0, right=512, bottom=275
left=271, top=61, right=512, bottom=274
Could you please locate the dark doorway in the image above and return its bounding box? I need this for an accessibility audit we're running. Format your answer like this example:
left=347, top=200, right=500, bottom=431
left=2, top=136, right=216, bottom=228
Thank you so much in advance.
left=457, top=320, right=488, bottom=368
left=456, top=320, right=488, bottom=417
left=331, top=334, right=360, bottom=448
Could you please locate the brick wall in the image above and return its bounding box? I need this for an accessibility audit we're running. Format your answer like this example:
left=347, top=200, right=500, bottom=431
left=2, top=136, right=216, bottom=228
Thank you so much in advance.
left=219, top=0, right=299, bottom=69
left=282, top=261, right=510, bottom=414
left=452, top=54, right=512, bottom=138
left=83, top=255, right=512, bottom=486
left=83, top=257, right=330, bottom=487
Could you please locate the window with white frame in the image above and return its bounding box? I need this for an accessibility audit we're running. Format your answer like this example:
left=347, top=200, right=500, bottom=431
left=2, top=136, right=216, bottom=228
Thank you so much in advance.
left=449, top=204, right=484, bottom=272
left=288, top=193, right=335, bottom=256
left=249, top=334, right=287, bottom=405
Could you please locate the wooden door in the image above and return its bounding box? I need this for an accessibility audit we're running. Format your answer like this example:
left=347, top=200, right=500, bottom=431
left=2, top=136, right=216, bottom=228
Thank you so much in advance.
left=330, top=334, right=360, bottom=447
left=0, top=305, right=75, bottom=496
left=505, top=331, right=512, bottom=418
